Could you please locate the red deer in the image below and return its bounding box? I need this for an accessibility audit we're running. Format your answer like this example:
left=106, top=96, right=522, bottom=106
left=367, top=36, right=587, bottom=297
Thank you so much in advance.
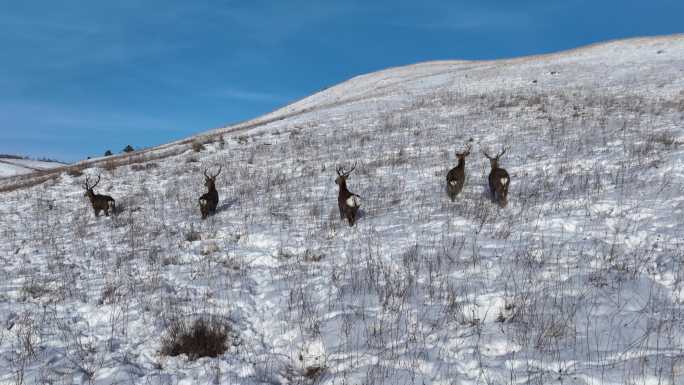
left=82, top=175, right=116, bottom=217
left=483, top=147, right=510, bottom=207
left=336, top=164, right=361, bottom=227
left=446, top=144, right=471, bottom=201
left=199, top=167, right=221, bottom=219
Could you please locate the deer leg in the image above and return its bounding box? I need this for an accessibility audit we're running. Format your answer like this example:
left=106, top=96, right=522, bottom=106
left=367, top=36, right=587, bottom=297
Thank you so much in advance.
left=488, top=184, right=494, bottom=202
left=498, top=188, right=508, bottom=208
left=199, top=199, right=206, bottom=219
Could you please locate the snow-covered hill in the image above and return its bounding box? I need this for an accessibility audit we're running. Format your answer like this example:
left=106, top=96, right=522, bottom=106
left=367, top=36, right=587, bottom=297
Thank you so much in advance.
left=0, top=156, right=64, bottom=178
left=1, top=35, right=683, bottom=384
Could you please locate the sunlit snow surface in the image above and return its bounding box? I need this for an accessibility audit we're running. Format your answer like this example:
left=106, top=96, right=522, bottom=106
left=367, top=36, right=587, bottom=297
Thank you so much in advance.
left=1, top=36, right=683, bottom=384
left=0, top=158, right=63, bottom=178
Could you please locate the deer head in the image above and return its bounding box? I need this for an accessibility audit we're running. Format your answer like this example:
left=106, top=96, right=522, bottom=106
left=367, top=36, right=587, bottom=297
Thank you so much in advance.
left=203, top=166, right=222, bottom=189
left=456, top=144, right=472, bottom=162
left=482, top=147, right=507, bottom=169
left=335, top=163, right=356, bottom=187
left=82, top=175, right=101, bottom=198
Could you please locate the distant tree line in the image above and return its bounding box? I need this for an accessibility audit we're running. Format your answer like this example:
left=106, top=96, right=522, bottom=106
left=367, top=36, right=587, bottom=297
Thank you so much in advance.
left=0, top=154, right=65, bottom=163
left=103, top=145, right=135, bottom=157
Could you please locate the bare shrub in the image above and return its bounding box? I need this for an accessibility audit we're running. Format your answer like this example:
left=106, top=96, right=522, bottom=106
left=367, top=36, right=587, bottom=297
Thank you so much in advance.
left=650, top=131, right=677, bottom=147
left=66, top=167, right=83, bottom=177
left=20, top=278, right=51, bottom=301
left=98, top=284, right=119, bottom=305
left=160, top=318, right=232, bottom=360
left=192, top=140, right=206, bottom=153
left=184, top=225, right=201, bottom=242
left=130, top=162, right=159, bottom=172
left=130, top=163, right=145, bottom=172
left=102, top=159, right=118, bottom=171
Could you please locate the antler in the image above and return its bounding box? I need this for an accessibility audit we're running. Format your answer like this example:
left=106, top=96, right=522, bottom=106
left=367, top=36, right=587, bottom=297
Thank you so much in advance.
left=497, top=147, right=508, bottom=159
left=460, top=144, right=472, bottom=156
left=211, top=166, right=222, bottom=178
left=346, top=162, right=357, bottom=176
left=204, top=166, right=222, bottom=179
left=337, top=162, right=357, bottom=177
left=483, top=146, right=508, bottom=160
left=83, top=175, right=101, bottom=190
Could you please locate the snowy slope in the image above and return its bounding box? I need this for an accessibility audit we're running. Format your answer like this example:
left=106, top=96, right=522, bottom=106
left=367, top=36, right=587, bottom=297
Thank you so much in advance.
left=0, top=35, right=683, bottom=385
left=0, top=157, right=64, bottom=178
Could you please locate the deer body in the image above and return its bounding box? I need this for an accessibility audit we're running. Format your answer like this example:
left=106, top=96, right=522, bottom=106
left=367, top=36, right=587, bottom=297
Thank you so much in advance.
left=446, top=145, right=471, bottom=201
left=488, top=168, right=510, bottom=207
left=83, top=176, right=115, bottom=217
left=199, top=167, right=221, bottom=219
left=336, top=165, right=361, bottom=227
left=483, top=148, right=510, bottom=208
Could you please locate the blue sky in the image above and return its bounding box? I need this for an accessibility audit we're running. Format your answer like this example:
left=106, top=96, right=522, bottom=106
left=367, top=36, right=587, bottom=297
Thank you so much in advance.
left=1, top=1, right=682, bottom=162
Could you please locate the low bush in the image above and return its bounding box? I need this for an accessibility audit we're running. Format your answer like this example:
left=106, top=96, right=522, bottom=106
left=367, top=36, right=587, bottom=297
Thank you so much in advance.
left=160, top=318, right=231, bottom=360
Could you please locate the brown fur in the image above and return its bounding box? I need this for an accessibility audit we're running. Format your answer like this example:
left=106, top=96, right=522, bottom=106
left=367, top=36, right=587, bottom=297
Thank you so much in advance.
left=199, top=167, right=221, bottom=219
left=446, top=144, right=471, bottom=201
left=83, top=175, right=115, bottom=217
left=483, top=148, right=510, bottom=208
left=336, top=165, right=361, bottom=227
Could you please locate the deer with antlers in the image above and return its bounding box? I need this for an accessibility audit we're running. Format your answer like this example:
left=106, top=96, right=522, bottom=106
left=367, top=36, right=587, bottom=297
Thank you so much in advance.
left=336, top=164, right=361, bottom=227
left=199, top=166, right=222, bottom=219
left=483, top=147, right=510, bottom=208
left=446, top=144, right=471, bottom=201
left=82, top=175, right=116, bottom=217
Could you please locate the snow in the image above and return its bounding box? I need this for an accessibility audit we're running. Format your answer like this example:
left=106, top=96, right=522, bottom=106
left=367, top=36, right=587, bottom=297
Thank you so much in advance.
left=1, top=35, right=684, bottom=384
left=0, top=157, right=64, bottom=178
